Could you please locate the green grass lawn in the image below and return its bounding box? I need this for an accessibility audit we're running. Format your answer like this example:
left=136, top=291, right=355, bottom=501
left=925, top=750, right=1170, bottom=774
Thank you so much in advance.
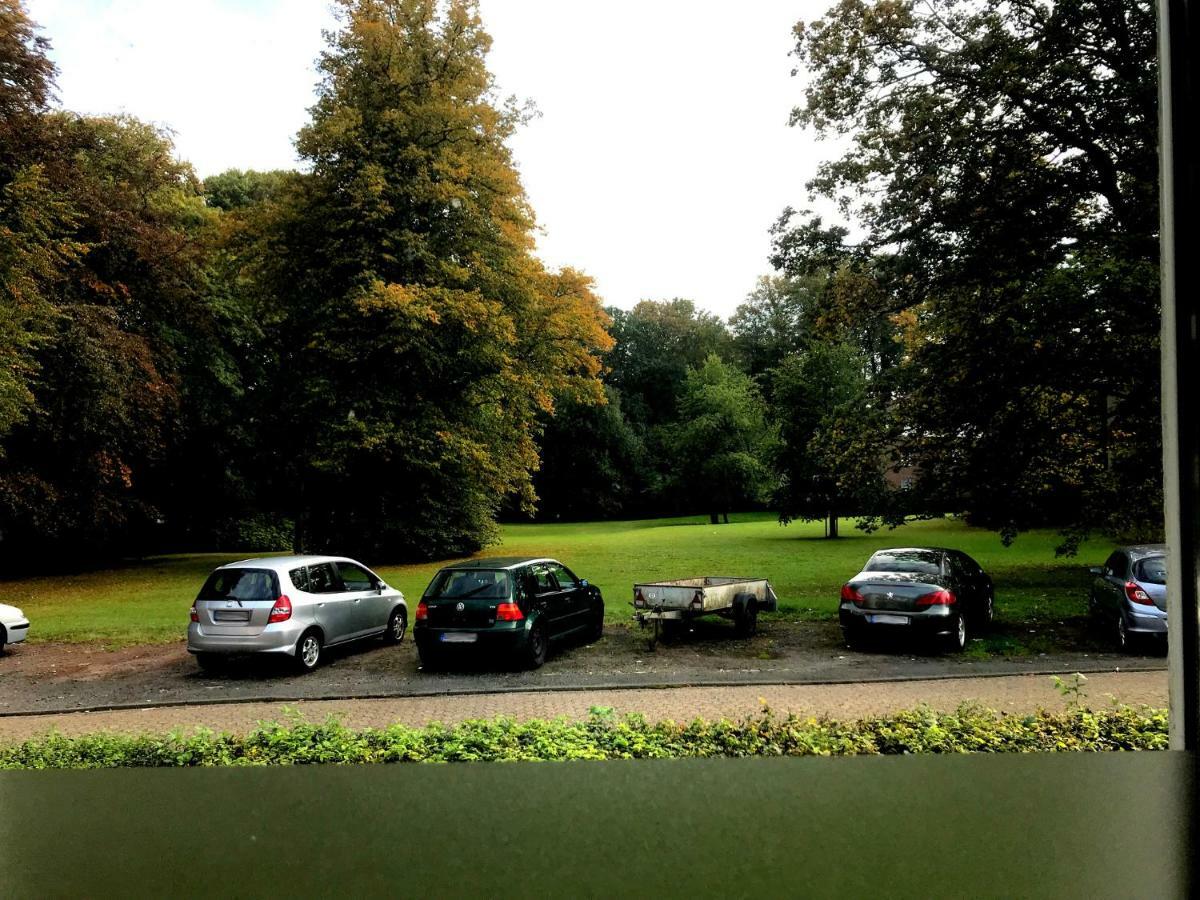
left=0, top=513, right=1110, bottom=647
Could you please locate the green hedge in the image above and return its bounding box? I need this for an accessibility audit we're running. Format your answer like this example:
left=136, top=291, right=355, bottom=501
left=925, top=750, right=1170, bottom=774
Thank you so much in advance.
left=0, top=704, right=1169, bottom=770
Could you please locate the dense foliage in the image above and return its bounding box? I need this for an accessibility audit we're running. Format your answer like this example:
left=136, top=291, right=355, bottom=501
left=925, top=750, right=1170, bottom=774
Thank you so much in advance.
left=771, top=0, right=1162, bottom=550
left=0, top=704, right=1168, bottom=769
left=0, top=0, right=1166, bottom=564
left=0, top=0, right=612, bottom=563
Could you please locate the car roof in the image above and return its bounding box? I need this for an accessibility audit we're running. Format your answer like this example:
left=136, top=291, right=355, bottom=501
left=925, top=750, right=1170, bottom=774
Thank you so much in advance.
left=1119, top=544, right=1167, bottom=558
left=869, top=547, right=953, bottom=555
left=217, top=555, right=361, bottom=572
left=442, top=556, right=555, bottom=571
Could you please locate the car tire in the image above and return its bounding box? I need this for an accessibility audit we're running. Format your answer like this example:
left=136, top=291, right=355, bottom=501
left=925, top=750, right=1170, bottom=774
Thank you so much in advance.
left=0, top=625, right=6, bottom=655
left=526, top=621, right=548, bottom=669
left=981, top=591, right=994, bottom=629
left=1115, top=613, right=1130, bottom=653
left=588, top=603, right=604, bottom=642
left=842, top=625, right=866, bottom=650
left=295, top=629, right=323, bottom=673
left=418, top=646, right=442, bottom=671
left=945, top=613, right=968, bottom=652
left=384, top=606, right=407, bottom=645
left=734, top=597, right=758, bottom=637
left=195, top=652, right=225, bottom=673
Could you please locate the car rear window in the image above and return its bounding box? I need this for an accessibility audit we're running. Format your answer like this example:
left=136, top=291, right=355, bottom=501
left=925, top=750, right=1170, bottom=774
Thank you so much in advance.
left=865, top=550, right=942, bottom=576
left=425, top=569, right=510, bottom=599
left=1134, top=556, right=1167, bottom=585
left=197, top=568, right=279, bottom=602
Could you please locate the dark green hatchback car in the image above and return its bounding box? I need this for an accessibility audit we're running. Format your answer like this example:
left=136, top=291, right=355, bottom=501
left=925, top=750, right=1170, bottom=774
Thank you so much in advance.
left=414, top=557, right=604, bottom=669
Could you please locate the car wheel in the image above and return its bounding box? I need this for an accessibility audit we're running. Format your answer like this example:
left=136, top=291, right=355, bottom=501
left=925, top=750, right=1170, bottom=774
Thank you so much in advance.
left=945, top=613, right=968, bottom=652
left=418, top=646, right=442, bottom=671
left=295, top=630, right=323, bottom=672
left=982, top=592, right=994, bottom=627
left=384, top=606, right=407, bottom=644
left=195, top=652, right=225, bottom=673
left=588, top=603, right=604, bottom=642
left=1115, top=613, right=1130, bottom=653
left=734, top=597, right=758, bottom=637
left=526, top=621, right=548, bottom=669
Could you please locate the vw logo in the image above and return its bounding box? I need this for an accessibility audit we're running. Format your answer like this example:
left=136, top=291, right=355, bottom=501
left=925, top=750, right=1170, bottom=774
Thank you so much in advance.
left=456, top=602, right=465, bottom=612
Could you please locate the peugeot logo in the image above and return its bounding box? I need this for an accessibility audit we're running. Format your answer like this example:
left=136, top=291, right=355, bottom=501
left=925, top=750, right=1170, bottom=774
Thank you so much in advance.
left=456, top=602, right=465, bottom=612
left=886, top=592, right=894, bottom=600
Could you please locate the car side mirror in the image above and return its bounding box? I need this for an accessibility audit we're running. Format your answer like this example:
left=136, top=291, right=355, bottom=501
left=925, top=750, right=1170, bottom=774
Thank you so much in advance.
left=580, top=579, right=589, bottom=588
left=375, top=580, right=385, bottom=594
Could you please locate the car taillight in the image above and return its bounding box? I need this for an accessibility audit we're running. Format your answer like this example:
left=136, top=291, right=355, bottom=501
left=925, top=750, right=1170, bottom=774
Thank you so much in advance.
left=416, top=600, right=429, bottom=621
left=268, top=595, right=292, bottom=623
left=1124, top=582, right=1154, bottom=605
left=840, top=584, right=864, bottom=605
left=633, top=589, right=646, bottom=608
left=915, top=589, right=956, bottom=607
left=189, top=605, right=198, bottom=623
left=496, top=602, right=524, bottom=621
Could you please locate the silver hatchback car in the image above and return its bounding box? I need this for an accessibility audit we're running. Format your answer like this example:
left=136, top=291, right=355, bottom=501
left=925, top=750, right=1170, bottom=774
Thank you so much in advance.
left=187, top=556, right=407, bottom=672
left=1088, top=544, right=1168, bottom=652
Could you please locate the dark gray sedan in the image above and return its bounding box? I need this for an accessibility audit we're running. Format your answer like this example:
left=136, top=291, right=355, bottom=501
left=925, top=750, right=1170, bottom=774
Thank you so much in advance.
left=839, top=547, right=994, bottom=651
left=1088, top=545, right=1168, bottom=651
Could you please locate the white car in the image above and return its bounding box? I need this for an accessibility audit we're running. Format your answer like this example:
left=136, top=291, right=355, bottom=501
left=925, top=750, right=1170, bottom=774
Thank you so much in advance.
left=0, top=602, right=30, bottom=653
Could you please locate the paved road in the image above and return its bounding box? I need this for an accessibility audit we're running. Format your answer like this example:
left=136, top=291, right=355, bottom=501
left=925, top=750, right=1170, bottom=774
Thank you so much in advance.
left=0, top=670, right=1168, bottom=742
left=0, top=620, right=1164, bottom=715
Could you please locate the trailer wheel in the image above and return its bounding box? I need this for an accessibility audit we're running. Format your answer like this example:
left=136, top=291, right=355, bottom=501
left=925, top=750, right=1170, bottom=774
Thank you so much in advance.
left=646, top=617, right=661, bottom=652
left=734, top=595, right=758, bottom=637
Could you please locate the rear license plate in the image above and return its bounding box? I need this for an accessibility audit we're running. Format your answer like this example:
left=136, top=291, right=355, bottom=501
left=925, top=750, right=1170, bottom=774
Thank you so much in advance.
left=440, top=632, right=478, bottom=643
left=213, top=610, right=251, bottom=622
left=869, top=614, right=909, bottom=626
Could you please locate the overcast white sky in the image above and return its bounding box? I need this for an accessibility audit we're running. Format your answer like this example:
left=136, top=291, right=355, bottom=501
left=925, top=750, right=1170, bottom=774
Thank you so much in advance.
left=26, top=0, right=836, bottom=318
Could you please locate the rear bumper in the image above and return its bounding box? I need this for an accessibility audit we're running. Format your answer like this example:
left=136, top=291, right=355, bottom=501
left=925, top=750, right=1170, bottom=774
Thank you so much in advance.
left=2, top=620, right=30, bottom=645
left=414, top=623, right=529, bottom=655
left=1125, top=605, right=1168, bottom=635
left=186, top=620, right=307, bottom=656
left=840, top=604, right=958, bottom=635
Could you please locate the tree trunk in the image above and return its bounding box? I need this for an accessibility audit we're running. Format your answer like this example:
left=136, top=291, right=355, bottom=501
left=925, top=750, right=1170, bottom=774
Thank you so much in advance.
left=710, top=512, right=720, bottom=525
left=827, top=511, right=839, bottom=539
left=722, top=511, right=729, bottom=524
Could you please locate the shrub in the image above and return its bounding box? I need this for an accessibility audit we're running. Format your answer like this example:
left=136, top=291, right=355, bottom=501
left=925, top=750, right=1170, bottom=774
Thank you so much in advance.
left=0, top=704, right=1169, bottom=770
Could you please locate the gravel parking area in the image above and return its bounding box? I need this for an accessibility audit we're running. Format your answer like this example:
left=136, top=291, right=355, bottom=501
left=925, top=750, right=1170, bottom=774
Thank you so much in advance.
left=0, top=670, right=1168, bottom=742
left=0, top=618, right=1165, bottom=717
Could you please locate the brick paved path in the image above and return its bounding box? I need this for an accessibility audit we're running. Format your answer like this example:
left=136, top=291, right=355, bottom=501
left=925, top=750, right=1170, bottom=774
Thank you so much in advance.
left=0, top=669, right=1167, bottom=742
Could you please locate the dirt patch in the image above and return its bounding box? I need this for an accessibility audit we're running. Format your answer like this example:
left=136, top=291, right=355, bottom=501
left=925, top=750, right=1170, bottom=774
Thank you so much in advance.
left=0, top=641, right=181, bottom=681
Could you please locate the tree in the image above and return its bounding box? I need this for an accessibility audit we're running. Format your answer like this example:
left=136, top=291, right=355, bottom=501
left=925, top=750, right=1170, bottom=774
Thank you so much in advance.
left=773, top=0, right=1160, bottom=551
left=0, top=113, right=217, bottom=560
left=202, top=169, right=291, bottom=211
left=534, top=385, right=644, bottom=520
left=670, top=355, right=774, bottom=524
left=256, top=0, right=611, bottom=558
left=771, top=344, right=889, bottom=538
left=728, top=275, right=817, bottom=377
left=0, top=0, right=54, bottom=121
left=0, top=0, right=64, bottom=439
left=605, top=298, right=732, bottom=428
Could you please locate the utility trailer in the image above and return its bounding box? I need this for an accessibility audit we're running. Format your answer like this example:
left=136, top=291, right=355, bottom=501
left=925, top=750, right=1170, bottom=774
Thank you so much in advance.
left=632, top=576, right=778, bottom=650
